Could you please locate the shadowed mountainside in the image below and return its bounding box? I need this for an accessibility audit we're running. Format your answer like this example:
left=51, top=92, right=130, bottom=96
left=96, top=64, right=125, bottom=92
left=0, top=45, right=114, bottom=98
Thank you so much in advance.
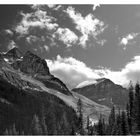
left=72, top=78, right=128, bottom=109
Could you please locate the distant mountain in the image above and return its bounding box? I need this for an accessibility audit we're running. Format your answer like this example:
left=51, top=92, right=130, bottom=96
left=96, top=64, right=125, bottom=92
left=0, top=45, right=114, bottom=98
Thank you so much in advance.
left=72, top=78, right=129, bottom=109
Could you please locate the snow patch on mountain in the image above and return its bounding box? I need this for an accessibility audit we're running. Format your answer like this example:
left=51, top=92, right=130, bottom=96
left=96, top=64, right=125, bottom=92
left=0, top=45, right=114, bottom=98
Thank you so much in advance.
left=76, top=80, right=97, bottom=88
left=76, top=78, right=114, bottom=89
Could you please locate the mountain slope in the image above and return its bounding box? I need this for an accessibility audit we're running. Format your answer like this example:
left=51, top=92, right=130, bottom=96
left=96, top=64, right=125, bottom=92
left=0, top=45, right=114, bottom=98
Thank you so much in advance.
left=0, top=48, right=110, bottom=129
left=72, top=78, right=128, bottom=109
left=3, top=49, right=71, bottom=95
left=0, top=77, right=79, bottom=135
left=12, top=50, right=50, bottom=76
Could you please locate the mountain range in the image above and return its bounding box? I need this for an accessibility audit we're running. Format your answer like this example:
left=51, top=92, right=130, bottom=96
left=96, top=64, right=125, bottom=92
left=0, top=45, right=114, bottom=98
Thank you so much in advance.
left=0, top=47, right=129, bottom=134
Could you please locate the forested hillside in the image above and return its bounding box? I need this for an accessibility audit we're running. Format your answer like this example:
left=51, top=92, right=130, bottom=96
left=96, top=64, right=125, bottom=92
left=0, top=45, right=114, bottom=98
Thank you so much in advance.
left=0, top=77, right=79, bottom=135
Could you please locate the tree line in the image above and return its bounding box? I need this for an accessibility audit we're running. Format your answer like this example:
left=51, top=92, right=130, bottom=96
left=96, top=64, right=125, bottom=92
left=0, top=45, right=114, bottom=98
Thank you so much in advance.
left=2, top=76, right=140, bottom=135
left=0, top=78, right=80, bottom=135
left=85, top=82, right=140, bottom=135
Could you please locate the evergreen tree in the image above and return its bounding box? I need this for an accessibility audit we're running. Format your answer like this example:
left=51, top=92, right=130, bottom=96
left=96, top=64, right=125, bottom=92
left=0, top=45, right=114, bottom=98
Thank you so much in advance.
left=108, top=106, right=115, bottom=134
left=96, top=115, right=105, bottom=135
left=111, top=120, right=117, bottom=135
left=134, top=82, right=140, bottom=132
left=71, top=125, right=75, bottom=135
left=115, top=112, right=122, bottom=135
left=86, top=116, right=90, bottom=135
left=58, top=112, right=69, bottom=135
left=110, top=108, right=121, bottom=135
left=3, top=129, right=9, bottom=135
left=121, top=111, right=129, bottom=135
left=102, top=118, right=106, bottom=135
left=126, top=103, right=131, bottom=133
left=40, top=105, right=48, bottom=135
left=77, top=98, right=84, bottom=135
left=30, top=114, right=43, bottom=135
left=3, top=124, right=19, bottom=135
left=129, top=83, right=134, bottom=117
left=128, top=82, right=134, bottom=133
left=47, top=109, right=57, bottom=135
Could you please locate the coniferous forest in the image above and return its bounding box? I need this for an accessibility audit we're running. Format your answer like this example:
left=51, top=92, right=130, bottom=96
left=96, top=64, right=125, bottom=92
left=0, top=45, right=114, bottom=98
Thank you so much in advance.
left=1, top=75, right=140, bottom=135
left=0, top=78, right=79, bottom=135
left=88, top=82, right=140, bottom=135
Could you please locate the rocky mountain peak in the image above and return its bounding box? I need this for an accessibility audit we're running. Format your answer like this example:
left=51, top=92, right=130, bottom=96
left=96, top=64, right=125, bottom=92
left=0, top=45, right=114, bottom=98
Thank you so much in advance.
left=23, top=50, right=36, bottom=58
left=16, top=51, right=50, bottom=76
left=76, top=78, right=114, bottom=89
left=4, top=47, right=23, bottom=61
left=96, top=78, right=113, bottom=83
left=10, top=50, right=71, bottom=95
left=96, top=78, right=114, bottom=88
left=72, top=78, right=128, bottom=108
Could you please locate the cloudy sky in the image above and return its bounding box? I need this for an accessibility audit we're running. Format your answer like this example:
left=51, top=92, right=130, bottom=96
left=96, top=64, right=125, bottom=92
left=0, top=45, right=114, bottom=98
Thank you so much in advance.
left=1, top=4, right=140, bottom=88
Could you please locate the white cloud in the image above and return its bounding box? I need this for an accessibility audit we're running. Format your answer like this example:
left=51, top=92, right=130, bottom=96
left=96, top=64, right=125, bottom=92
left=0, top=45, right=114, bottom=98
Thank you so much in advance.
left=31, top=5, right=41, bottom=10
left=47, top=4, right=56, bottom=8
left=15, top=9, right=58, bottom=36
left=97, top=39, right=106, bottom=46
left=65, top=6, right=107, bottom=48
left=97, top=55, right=140, bottom=87
left=54, top=28, right=78, bottom=47
left=121, top=56, right=140, bottom=84
left=26, top=35, right=39, bottom=44
left=121, top=38, right=128, bottom=46
left=93, top=4, right=100, bottom=11
left=46, top=55, right=101, bottom=88
left=46, top=54, right=140, bottom=88
left=120, top=33, right=139, bottom=49
left=14, top=5, right=107, bottom=49
left=14, top=6, right=79, bottom=48
left=54, top=5, right=62, bottom=10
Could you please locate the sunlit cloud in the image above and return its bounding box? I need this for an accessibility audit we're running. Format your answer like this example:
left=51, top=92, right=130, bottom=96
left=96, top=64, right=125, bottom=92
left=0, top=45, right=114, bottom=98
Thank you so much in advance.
left=53, top=28, right=78, bottom=47
left=93, top=4, right=100, bottom=11
left=65, top=6, right=107, bottom=48
left=46, top=55, right=101, bottom=88
left=43, top=45, right=49, bottom=52
left=47, top=54, right=140, bottom=88
left=47, top=4, right=56, bottom=8
left=15, top=9, right=58, bottom=36
left=120, top=33, right=139, bottom=49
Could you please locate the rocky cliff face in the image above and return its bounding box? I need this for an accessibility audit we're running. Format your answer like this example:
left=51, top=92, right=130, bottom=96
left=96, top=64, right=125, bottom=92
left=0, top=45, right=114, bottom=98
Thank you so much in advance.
left=2, top=47, right=22, bottom=63
left=12, top=51, right=50, bottom=76
left=1, top=47, right=71, bottom=95
left=72, top=78, right=128, bottom=109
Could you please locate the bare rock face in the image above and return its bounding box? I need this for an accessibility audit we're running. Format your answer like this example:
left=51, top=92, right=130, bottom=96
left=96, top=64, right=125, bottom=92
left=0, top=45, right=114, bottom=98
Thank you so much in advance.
left=72, top=78, right=128, bottom=109
left=14, top=51, right=50, bottom=76
left=2, top=48, right=50, bottom=76
left=0, top=48, right=71, bottom=95
left=3, top=47, right=23, bottom=62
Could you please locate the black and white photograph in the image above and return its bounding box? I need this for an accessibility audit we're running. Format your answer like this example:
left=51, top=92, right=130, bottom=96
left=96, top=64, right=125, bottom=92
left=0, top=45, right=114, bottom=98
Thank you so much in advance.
left=0, top=3, right=140, bottom=136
